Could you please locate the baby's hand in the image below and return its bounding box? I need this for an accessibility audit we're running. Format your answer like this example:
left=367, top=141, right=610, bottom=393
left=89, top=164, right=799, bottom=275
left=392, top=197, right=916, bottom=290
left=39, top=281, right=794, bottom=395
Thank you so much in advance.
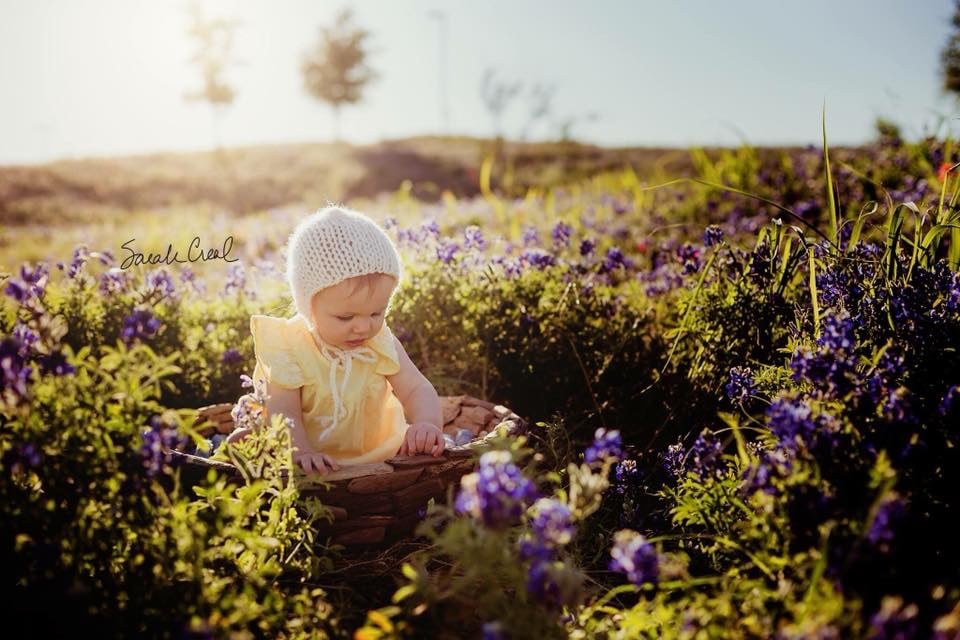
left=293, top=450, right=341, bottom=476
left=398, top=422, right=445, bottom=457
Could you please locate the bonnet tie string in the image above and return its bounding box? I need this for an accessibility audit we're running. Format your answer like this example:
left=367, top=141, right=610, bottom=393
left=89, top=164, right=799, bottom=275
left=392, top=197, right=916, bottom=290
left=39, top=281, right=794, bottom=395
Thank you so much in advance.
left=314, top=337, right=377, bottom=438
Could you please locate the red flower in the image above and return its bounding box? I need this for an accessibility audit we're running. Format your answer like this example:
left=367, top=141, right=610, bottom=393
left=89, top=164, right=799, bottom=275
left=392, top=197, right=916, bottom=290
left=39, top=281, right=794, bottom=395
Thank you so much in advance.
left=938, top=161, right=952, bottom=183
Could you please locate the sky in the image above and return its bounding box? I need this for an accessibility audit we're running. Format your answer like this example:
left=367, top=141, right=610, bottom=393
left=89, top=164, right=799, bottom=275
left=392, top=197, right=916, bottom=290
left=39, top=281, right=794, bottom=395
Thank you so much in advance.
left=1, top=0, right=958, bottom=166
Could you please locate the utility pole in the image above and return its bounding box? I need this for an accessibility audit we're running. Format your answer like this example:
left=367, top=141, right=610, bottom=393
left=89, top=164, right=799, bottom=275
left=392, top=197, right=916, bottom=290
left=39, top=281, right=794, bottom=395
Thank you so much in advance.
left=428, top=9, right=450, bottom=135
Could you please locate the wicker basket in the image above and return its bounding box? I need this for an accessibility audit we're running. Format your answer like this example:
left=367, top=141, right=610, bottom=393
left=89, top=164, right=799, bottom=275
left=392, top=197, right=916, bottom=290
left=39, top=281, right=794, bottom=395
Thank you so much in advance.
left=168, top=395, right=526, bottom=548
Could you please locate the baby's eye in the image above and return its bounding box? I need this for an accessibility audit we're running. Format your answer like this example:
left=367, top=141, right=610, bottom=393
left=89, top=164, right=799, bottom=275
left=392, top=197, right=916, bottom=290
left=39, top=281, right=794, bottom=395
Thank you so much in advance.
left=336, top=316, right=352, bottom=321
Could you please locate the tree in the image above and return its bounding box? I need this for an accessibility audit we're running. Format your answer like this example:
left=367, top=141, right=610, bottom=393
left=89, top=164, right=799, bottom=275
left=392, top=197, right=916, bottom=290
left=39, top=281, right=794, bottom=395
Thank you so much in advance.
left=518, top=82, right=555, bottom=142
left=941, top=0, right=960, bottom=97
left=480, top=68, right=524, bottom=139
left=301, top=7, right=379, bottom=143
left=182, top=0, right=242, bottom=150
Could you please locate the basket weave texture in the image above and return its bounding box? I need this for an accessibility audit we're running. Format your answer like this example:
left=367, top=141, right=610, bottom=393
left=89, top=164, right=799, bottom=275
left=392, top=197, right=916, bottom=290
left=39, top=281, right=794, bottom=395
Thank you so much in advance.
left=171, top=395, right=526, bottom=547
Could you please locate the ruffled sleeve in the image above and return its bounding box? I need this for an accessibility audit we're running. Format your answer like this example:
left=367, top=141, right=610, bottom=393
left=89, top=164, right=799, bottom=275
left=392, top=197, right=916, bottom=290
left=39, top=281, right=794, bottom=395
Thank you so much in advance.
left=368, top=323, right=401, bottom=376
left=250, top=314, right=313, bottom=388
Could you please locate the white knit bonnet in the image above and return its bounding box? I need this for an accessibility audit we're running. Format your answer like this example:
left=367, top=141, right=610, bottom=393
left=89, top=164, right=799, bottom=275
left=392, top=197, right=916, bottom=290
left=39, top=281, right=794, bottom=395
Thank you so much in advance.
left=286, top=205, right=402, bottom=328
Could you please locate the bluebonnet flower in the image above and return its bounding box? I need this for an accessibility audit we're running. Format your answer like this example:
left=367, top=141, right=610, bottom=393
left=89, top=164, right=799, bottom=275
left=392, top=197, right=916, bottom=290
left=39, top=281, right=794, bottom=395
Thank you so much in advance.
left=584, top=428, right=622, bottom=466
left=519, top=249, right=556, bottom=270
left=95, top=249, right=115, bottom=266
left=98, top=268, right=133, bottom=296
left=867, top=596, right=918, bottom=640
left=223, top=263, right=246, bottom=295
left=703, top=225, right=724, bottom=247
left=0, top=336, right=32, bottom=407
left=11, top=324, right=38, bottom=356
left=421, top=219, right=441, bottom=238
left=382, top=216, right=398, bottom=230
left=19, top=263, right=50, bottom=297
left=4, top=280, right=28, bottom=304
left=463, top=225, right=486, bottom=250
left=481, top=621, right=505, bottom=640
left=121, top=308, right=162, bottom=345
left=38, top=350, right=75, bottom=377
left=741, top=447, right=793, bottom=495
left=528, top=498, right=575, bottom=548
left=579, top=238, right=596, bottom=257
left=599, top=247, right=632, bottom=274
left=867, top=493, right=906, bottom=550
left=231, top=382, right=268, bottom=432
left=676, top=243, right=701, bottom=275
left=436, top=241, right=460, bottom=264
left=612, top=200, right=630, bottom=216
left=551, top=221, right=573, bottom=248
left=240, top=373, right=254, bottom=389
left=5, top=263, right=49, bottom=304
left=612, top=459, right=639, bottom=495
left=454, top=450, right=539, bottom=528
left=178, top=266, right=207, bottom=295
left=500, top=257, right=523, bottom=278
left=790, top=313, right=859, bottom=398
left=19, top=443, right=42, bottom=467
left=688, top=429, right=725, bottom=478
left=940, top=385, right=959, bottom=417
left=725, top=366, right=757, bottom=404
left=609, top=530, right=659, bottom=587
left=140, top=415, right=185, bottom=478
left=66, top=245, right=89, bottom=278
left=221, top=348, right=243, bottom=366
left=661, top=442, right=686, bottom=480
left=144, top=269, right=177, bottom=299
left=527, top=560, right=565, bottom=608
left=521, top=225, right=540, bottom=247
left=766, top=397, right=818, bottom=451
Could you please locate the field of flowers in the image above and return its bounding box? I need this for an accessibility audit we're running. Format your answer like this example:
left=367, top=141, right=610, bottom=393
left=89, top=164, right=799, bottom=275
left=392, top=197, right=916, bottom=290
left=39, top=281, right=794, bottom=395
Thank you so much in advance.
left=2, top=128, right=960, bottom=638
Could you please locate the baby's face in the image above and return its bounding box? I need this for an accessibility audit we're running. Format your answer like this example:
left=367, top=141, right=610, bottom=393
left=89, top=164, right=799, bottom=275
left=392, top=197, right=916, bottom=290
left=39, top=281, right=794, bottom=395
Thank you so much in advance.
left=310, top=274, right=396, bottom=350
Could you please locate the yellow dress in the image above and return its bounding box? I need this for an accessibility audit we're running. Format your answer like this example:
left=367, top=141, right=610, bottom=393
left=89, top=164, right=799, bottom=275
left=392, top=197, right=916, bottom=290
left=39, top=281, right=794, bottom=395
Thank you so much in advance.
left=249, top=313, right=408, bottom=465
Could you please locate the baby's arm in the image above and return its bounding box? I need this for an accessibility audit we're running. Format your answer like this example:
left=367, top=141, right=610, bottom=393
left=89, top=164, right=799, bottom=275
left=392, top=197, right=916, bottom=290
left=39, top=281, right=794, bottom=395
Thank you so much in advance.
left=265, top=382, right=340, bottom=475
left=387, top=336, right=444, bottom=455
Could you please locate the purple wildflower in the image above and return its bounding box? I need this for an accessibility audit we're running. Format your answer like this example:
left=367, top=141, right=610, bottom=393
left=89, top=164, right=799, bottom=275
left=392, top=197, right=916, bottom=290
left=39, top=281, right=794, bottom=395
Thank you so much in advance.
left=0, top=336, right=32, bottom=407
left=525, top=560, right=579, bottom=609
left=600, top=247, right=632, bottom=274
left=454, top=450, right=539, bottom=528
left=528, top=497, right=575, bottom=548
left=121, top=307, right=162, bottom=345
left=144, top=269, right=177, bottom=299
left=521, top=225, right=540, bottom=247
left=140, top=415, right=184, bottom=478
left=38, top=350, right=75, bottom=377
left=482, top=622, right=505, bottom=640
left=609, top=530, right=660, bottom=587
left=519, top=249, right=556, bottom=270
left=463, top=225, right=486, bottom=251
left=223, top=263, right=246, bottom=295
left=584, top=428, right=623, bottom=466
left=867, top=493, right=906, bottom=550
left=689, top=429, right=725, bottom=478
left=436, top=241, right=460, bottom=264
left=421, top=219, right=441, bottom=238
left=766, top=397, right=817, bottom=451
left=11, top=324, right=38, bottom=355
left=67, top=245, right=89, bottom=278
left=661, top=442, right=685, bottom=480
left=98, top=268, right=133, bottom=296
left=579, top=238, right=596, bottom=257
left=221, top=348, right=243, bottom=366
left=612, top=458, right=639, bottom=495
left=703, top=225, right=724, bottom=247
left=551, top=221, right=573, bottom=248
left=725, top=366, right=757, bottom=403
left=867, top=596, right=918, bottom=640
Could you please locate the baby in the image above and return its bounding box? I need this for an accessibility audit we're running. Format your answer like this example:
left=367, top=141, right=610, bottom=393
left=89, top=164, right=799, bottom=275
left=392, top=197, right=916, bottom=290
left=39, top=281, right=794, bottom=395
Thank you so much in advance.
left=227, top=205, right=445, bottom=475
